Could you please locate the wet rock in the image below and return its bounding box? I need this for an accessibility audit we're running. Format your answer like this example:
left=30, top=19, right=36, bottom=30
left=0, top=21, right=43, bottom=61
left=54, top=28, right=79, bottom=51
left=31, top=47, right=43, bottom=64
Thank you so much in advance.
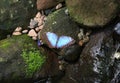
left=65, top=28, right=120, bottom=83
left=66, top=0, right=120, bottom=27
left=59, top=44, right=82, bottom=62
left=37, top=0, right=64, bottom=10
left=0, top=0, right=37, bottom=30
left=113, top=23, right=120, bottom=42
left=0, top=35, right=46, bottom=83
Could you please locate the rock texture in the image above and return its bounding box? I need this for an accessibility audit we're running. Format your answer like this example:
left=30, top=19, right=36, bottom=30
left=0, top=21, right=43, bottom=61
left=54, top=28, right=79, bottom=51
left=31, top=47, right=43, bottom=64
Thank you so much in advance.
left=40, top=8, right=80, bottom=45
left=0, top=35, right=45, bottom=83
left=63, top=28, right=120, bottom=83
left=37, top=0, right=64, bottom=10
left=0, top=0, right=37, bottom=30
left=66, top=0, right=120, bottom=27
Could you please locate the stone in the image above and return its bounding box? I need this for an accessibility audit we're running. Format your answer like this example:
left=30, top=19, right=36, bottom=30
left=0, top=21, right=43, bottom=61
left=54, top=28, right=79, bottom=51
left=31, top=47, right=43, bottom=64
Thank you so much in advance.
left=0, top=35, right=46, bottom=82
left=12, top=31, right=22, bottom=36
left=0, top=0, right=37, bottom=30
left=40, top=8, right=80, bottom=47
left=37, top=0, right=65, bottom=10
left=38, top=25, right=44, bottom=30
left=28, top=29, right=37, bottom=37
left=39, top=8, right=82, bottom=63
left=56, top=3, right=62, bottom=10
left=38, top=20, right=43, bottom=26
left=66, top=0, right=120, bottom=27
left=35, top=27, right=40, bottom=32
left=32, top=36, right=37, bottom=40
left=14, top=27, right=22, bottom=32
left=22, top=29, right=28, bottom=34
left=64, top=28, right=120, bottom=83
left=28, top=19, right=38, bottom=29
left=35, top=12, right=42, bottom=18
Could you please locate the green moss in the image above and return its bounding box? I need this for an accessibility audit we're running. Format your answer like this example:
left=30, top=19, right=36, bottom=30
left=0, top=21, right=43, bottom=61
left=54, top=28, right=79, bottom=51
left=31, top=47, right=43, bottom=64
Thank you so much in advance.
left=21, top=47, right=46, bottom=77
left=0, top=40, right=11, bottom=49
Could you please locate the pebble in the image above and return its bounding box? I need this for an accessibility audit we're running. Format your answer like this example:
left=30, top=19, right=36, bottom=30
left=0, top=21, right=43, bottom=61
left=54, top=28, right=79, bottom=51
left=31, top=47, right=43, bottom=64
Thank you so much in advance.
left=29, top=19, right=38, bottom=29
left=38, top=20, right=43, bottom=26
left=40, top=15, right=46, bottom=21
left=38, top=25, right=44, bottom=30
left=28, top=29, right=37, bottom=37
left=37, top=31, right=41, bottom=39
left=12, top=32, right=22, bottom=36
left=35, top=12, right=42, bottom=18
left=34, top=17, right=41, bottom=22
left=14, top=27, right=22, bottom=32
left=59, top=65, right=64, bottom=70
left=35, top=27, right=40, bottom=32
left=32, top=36, right=37, bottom=40
left=79, top=40, right=84, bottom=46
left=55, top=3, right=62, bottom=10
left=22, top=29, right=28, bottom=34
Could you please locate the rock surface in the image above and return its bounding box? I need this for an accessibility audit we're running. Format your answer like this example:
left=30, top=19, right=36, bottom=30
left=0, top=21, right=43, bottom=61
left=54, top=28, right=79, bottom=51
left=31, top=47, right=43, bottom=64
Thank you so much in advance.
left=0, top=35, right=45, bottom=83
left=0, top=0, right=37, bottom=30
left=66, top=0, right=120, bottom=27
left=40, top=8, right=80, bottom=45
left=37, top=0, right=64, bottom=10
left=63, top=28, right=120, bottom=83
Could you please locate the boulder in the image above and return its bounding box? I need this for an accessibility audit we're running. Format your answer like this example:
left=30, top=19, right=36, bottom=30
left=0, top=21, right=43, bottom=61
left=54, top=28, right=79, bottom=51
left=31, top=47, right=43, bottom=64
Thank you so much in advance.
left=40, top=8, right=80, bottom=45
left=39, top=8, right=82, bottom=62
left=37, top=0, right=64, bottom=10
left=66, top=0, right=120, bottom=27
left=64, top=28, right=120, bottom=83
left=0, top=0, right=37, bottom=30
left=0, top=35, right=46, bottom=83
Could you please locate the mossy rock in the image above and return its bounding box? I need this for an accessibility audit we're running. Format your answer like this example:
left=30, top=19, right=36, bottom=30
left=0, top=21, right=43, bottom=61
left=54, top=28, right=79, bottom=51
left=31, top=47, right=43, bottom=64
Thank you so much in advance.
left=40, top=8, right=80, bottom=47
left=66, top=0, right=120, bottom=27
left=0, top=35, right=46, bottom=83
left=0, top=0, right=37, bottom=30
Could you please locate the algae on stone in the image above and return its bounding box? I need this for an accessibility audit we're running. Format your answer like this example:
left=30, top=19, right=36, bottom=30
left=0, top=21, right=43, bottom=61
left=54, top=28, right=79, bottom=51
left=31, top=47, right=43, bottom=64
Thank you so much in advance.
left=21, top=47, right=46, bottom=77
left=0, top=35, right=46, bottom=82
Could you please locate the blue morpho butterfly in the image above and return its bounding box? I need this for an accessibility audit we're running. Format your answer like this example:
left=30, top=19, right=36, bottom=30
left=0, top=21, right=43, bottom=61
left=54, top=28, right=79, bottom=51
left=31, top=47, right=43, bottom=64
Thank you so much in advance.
left=45, top=32, right=75, bottom=48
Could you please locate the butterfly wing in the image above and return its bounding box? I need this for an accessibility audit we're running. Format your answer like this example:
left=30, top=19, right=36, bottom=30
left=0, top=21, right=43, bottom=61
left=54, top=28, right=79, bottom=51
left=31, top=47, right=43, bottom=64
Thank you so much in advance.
left=46, top=32, right=58, bottom=48
left=56, top=36, right=75, bottom=48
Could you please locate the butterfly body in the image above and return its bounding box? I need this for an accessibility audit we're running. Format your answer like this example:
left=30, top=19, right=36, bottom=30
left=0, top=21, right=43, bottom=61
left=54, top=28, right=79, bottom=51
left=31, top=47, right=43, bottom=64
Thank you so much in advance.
left=45, top=32, right=75, bottom=49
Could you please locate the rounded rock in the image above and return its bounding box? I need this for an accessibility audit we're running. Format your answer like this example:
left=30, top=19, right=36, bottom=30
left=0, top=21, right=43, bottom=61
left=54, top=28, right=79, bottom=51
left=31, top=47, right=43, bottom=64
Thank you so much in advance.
left=66, top=0, right=120, bottom=27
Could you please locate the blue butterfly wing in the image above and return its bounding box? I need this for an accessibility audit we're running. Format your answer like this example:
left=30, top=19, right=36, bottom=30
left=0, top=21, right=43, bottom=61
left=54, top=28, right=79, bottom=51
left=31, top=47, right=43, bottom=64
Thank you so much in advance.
left=57, top=36, right=74, bottom=48
left=46, top=32, right=58, bottom=48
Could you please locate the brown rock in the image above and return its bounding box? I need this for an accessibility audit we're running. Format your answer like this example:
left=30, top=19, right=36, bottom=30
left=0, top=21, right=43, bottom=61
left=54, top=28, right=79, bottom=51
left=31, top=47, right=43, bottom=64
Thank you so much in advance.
left=37, top=0, right=64, bottom=10
left=14, top=27, right=22, bottom=32
left=12, top=32, right=22, bottom=36
left=28, top=29, right=37, bottom=37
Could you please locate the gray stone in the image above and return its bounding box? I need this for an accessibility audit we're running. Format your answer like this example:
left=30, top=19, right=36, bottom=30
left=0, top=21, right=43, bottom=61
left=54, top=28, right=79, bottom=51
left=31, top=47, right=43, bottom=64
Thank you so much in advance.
left=0, top=0, right=37, bottom=30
